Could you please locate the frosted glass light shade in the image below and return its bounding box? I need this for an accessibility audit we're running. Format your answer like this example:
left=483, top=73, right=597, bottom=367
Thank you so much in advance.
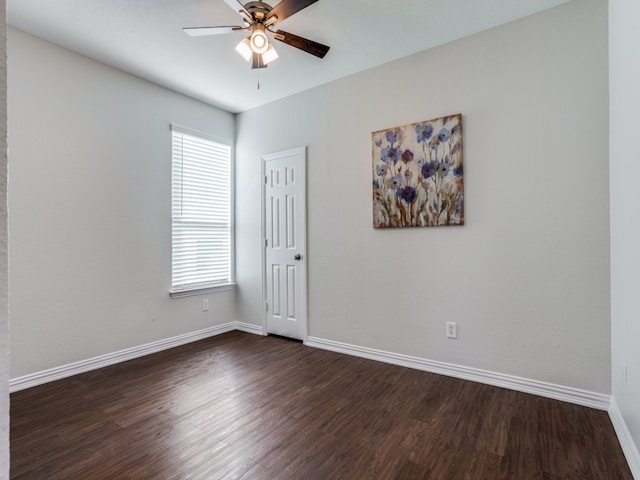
left=234, top=37, right=252, bottom=62
left=262, top=43, right=279, bottom=65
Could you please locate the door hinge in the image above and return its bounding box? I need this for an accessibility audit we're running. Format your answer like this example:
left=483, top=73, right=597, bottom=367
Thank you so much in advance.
left=265, top=238, right=268, bottom=247
left=265, top=302, right=269, bottom=311
left=265, top=175, right=268, bottom=184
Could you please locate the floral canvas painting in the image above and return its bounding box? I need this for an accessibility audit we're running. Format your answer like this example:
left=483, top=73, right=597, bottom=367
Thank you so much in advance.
left=372, top=114, right=464, bottom=228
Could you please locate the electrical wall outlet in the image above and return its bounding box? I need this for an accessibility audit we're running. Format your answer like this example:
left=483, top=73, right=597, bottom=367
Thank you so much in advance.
left=202, top=299, right=209, bottom=312
left=446, top=322, right=457, bottom=339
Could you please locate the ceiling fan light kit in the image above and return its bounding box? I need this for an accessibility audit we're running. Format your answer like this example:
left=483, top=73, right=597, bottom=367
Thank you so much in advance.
left=184, top=0, right=330, bottom=71
left=234, top=30, right=278, bottom=67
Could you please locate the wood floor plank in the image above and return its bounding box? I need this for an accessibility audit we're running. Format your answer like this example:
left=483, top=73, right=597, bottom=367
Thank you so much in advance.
left=10, top=331, right=633, bottom=479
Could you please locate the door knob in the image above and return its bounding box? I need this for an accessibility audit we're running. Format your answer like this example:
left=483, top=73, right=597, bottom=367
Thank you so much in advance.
left=294, top=254, right=302, bottom=260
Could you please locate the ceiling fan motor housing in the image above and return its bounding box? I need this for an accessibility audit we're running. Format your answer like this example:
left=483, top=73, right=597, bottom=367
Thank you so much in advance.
left=244, top=1, right=273, bottom=22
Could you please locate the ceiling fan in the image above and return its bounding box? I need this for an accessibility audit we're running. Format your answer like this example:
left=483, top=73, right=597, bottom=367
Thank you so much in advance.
left=183, top=0, right=330, bottom=69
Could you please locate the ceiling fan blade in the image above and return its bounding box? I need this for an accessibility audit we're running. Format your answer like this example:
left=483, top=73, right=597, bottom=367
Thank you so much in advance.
left=273, top=30, right=329, bottom=59
left=222, top=0, right=251, bottom=18
left=183, top=26, right=242, bottom=36
left=267, top=0, right=319, bottom=25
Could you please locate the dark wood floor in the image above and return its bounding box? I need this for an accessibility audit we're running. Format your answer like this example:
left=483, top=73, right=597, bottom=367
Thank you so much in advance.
left=10, top=331, right=632, bottom=479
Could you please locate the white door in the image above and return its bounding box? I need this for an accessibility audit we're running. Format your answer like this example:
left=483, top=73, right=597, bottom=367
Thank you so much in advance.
left=263, top=147, right=306, bottom=340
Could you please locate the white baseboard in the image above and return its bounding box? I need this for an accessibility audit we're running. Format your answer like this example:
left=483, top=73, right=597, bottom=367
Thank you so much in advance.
left=9, top=321, right=263, bottom=392
left=11, top=326, right=613, bottom=411
left=305, top=336, right=611, bottom=411
left=609, top=399, right=640, bottom=479
left=234, top=322, right=265, bottom=336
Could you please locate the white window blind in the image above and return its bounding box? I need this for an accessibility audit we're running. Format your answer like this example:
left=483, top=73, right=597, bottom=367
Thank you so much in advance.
left=171, top=126, right=233, bottom=294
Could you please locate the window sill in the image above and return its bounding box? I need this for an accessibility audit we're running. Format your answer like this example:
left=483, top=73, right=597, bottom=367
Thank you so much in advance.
left=170, top=283, right=236, bottom=298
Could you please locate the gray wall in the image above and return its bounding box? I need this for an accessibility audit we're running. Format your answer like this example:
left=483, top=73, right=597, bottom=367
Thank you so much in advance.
left=610, top=0, right=640, bottom=469
left=6, top=0, right=639, bottom=474
left=0, top=1, right=7, bottom=477
left=236, top=0, right=610, bottom=393
left=8, top=29, right=237, bottom=377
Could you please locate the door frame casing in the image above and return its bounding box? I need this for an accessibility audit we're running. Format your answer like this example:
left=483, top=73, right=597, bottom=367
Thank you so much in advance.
left=260, top=146, right=308, bottom=341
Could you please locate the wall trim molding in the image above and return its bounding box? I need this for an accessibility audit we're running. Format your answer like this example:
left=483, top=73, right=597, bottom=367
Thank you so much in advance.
left=234, top=322, right=265, bottom=336
left=9, top=322, right=263, bottom=392
left=305, top=336, right=611, bottom=411
left=609, top=399, right=640, bottom=479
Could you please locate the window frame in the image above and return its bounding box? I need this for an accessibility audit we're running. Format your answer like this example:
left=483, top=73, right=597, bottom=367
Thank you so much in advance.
left=169, top=124, right=235, bottom=298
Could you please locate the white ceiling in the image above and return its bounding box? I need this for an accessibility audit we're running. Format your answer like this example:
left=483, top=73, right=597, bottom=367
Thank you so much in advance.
left=8, top=0, right=570, bottom=113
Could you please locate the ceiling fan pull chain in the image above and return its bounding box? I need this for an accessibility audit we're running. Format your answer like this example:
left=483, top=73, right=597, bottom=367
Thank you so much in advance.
left=257, top=68, right=260, bottom=90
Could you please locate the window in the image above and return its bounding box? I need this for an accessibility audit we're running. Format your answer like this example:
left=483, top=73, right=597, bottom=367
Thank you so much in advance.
left=170, top=125, right=233, bottom=297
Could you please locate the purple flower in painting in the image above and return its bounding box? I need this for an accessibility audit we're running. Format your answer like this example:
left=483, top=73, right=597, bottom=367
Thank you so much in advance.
left=386, top=129, right=399, bottom=145
left=397, top=186, right=417, bottom=204
left=401, top=149, right=414, bottom=164
left=453, top=164, right=463, bottom=177
left=421, top=161, right=436, bottom=179
left=381, top=147, right=401, bottom=165
left=428, top=136, right=440, bottom=150
left=438, top=128, right=452, bottom=142
left=390, top=174, right=403, bottom=189
left=415, top=123, right=434, bottom=143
